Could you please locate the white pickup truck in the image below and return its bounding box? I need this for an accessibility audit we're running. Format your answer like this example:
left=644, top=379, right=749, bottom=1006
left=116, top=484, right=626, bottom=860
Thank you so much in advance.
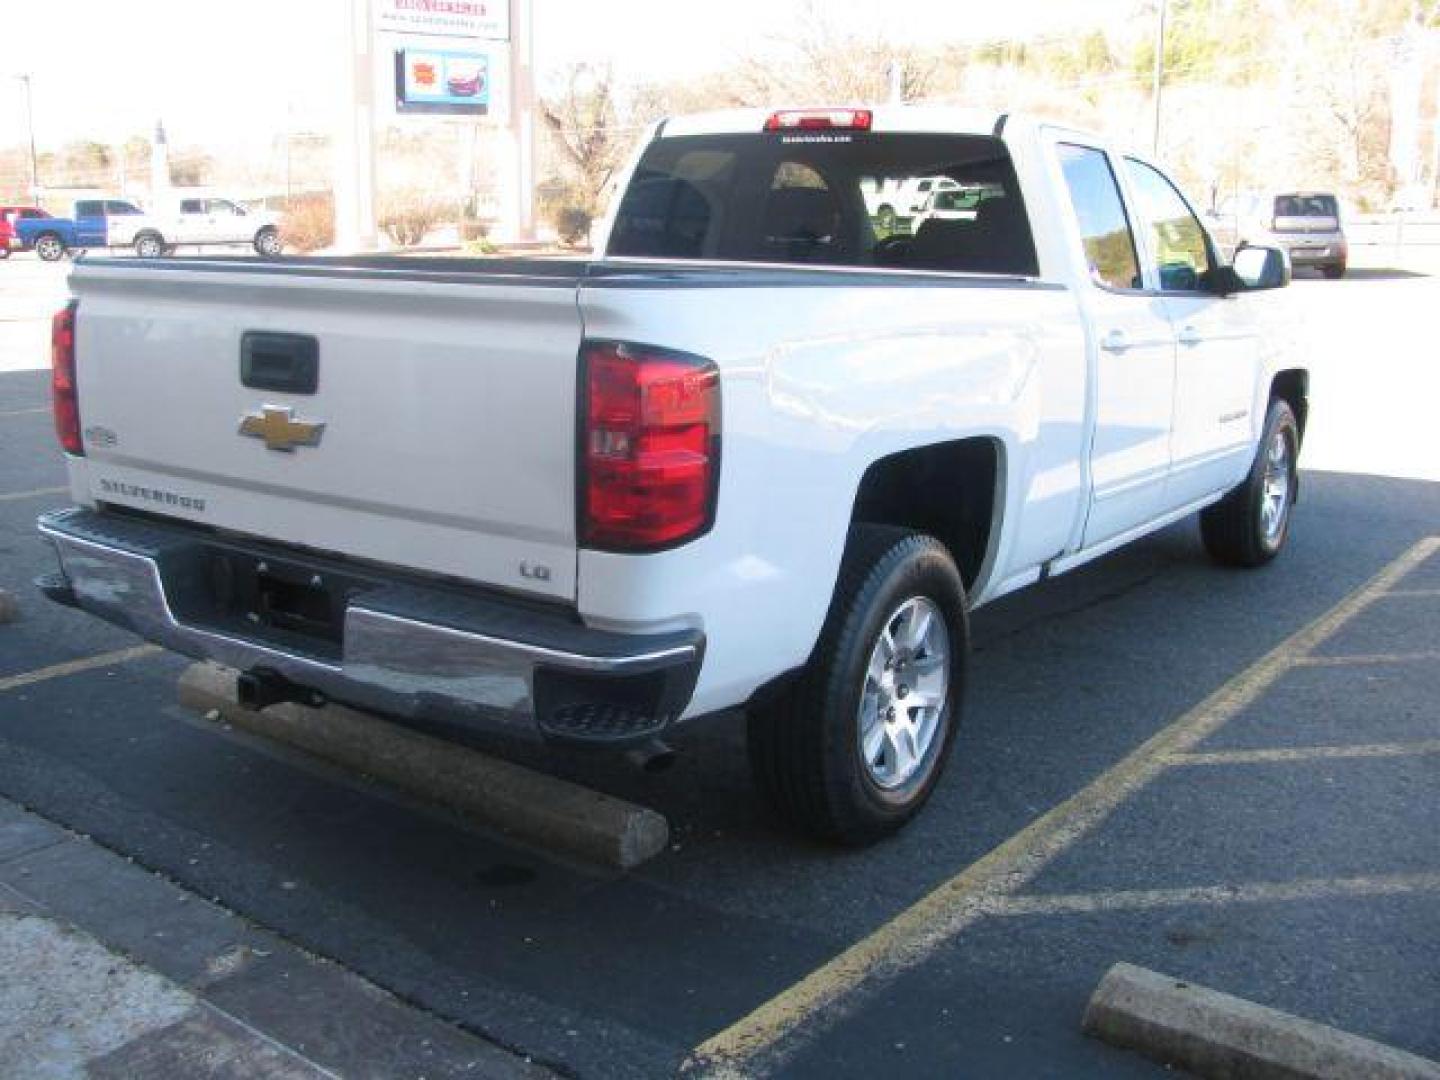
left=37, top=106, right=1305, bottom=844
left=131, top=196, right=283, bottom=258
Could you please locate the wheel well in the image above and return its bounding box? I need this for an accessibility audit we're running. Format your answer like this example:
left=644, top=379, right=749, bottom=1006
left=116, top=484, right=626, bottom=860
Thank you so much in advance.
left=135, top=229, right=164, bottom=242
left=850, top=438, right=1000, bottom=591
left=1271, top=369, right=1309, bottom=441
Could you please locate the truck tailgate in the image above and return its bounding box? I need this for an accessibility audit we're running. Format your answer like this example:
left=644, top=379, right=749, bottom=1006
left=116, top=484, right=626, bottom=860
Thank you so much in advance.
left=68, top=260, right=584, bottom=601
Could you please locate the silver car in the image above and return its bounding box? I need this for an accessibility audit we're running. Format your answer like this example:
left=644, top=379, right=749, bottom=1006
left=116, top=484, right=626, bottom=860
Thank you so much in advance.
left=1209, top=192, right=1348, bottom=279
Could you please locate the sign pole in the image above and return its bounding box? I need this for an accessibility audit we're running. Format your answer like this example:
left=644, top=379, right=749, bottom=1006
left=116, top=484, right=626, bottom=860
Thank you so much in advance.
left=499, top=0, right=535, bottom=242
left=335, top=0, right=378, bottom=252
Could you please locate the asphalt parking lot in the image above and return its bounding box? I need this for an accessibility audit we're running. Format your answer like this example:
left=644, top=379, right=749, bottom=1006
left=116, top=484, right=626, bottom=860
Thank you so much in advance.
left=1, top=249, right=1438, bottom=1078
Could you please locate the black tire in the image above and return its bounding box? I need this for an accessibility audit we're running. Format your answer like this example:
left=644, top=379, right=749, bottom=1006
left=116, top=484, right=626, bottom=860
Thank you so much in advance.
left=34, top=233, right=66, bottom=262
left=134, top=232, right=165, bottom=259
left=1200, top=398, right=1299, bottom=568
left=747, top=524, right=968, bottom=845
left=254, top=226, right=281, bottom=257
left=1322, top=263, right=1346, bottom=280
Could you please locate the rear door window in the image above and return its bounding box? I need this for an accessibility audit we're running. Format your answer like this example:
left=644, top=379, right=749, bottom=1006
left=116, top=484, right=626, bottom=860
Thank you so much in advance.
left=75, top=201, right=103, bottom=218
left=609, top=130, right=1038, bottom=275
left=1055, top=144, right=1141, bottom=291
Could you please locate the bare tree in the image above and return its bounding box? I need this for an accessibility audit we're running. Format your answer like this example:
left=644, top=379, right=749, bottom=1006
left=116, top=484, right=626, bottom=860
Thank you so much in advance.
left=731, top=0, right=936, bottom=105
left=540, top=63, right=626, bottom=218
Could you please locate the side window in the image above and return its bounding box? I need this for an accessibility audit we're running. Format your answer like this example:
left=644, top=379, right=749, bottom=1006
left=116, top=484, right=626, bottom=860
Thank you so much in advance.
left=106, top=201, right=141, bottom=215
left=75, top=201, right=102, bottom=218
left=1123, top=159, right=1212, bottom=292
left=180, top=199, right=205, bottom=214
left=1056, top=144, right=1141, bottom=291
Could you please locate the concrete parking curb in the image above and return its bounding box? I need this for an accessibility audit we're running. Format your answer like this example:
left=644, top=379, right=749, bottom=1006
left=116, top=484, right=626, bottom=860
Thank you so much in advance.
left=1082, top=962, right=1440, bottom=1079
left=177, top=663, right=670, bottom=870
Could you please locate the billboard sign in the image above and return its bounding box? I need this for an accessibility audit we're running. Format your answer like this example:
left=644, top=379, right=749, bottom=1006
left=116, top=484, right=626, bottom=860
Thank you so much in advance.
left=376, top=0, right=509, bottom=42
left=395, top=48, right=490, bottom=115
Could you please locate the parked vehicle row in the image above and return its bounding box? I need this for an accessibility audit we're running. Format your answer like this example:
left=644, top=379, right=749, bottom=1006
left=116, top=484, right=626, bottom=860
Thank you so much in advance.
left=9, top=197, right=281, bottom=261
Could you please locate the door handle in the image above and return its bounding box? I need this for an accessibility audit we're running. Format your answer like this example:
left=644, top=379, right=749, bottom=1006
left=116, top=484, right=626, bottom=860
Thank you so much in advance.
left=1177, top=325, right=1202, bottom=347
left=1100, top=329, right=1130, bottom=353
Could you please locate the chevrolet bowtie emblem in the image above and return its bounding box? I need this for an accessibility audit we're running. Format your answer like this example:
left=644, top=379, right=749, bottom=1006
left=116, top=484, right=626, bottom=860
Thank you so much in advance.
left=238, top=405, right=326, bottom=452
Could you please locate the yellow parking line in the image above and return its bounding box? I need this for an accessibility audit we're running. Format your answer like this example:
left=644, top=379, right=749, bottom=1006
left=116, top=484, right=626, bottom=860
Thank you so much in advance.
left=0, top=486, right=67, bottom=504
left=989, top=872, right=1440, bottom=918
left=685, top=536, right=1440, bottom=1076
left=1297, top=652, right=1440, bottom=668
left=0, top=645, right=162, bottom=694
left=1173, top=741, right=1440, bottom=766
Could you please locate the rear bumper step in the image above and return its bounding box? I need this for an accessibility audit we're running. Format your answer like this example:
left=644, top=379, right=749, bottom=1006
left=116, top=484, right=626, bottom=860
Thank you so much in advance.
left=37, top=508, right=702, bottom=743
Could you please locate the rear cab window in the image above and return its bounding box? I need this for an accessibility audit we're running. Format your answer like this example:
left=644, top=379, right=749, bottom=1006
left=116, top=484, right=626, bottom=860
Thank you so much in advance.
left=608, top=129, right=1039, bottom=276
left=1054, top=143, right=1141, bottom=291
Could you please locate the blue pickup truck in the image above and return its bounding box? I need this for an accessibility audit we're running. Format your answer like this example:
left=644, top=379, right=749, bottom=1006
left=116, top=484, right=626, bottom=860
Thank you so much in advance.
left=15, top=199, right=147, bottom=261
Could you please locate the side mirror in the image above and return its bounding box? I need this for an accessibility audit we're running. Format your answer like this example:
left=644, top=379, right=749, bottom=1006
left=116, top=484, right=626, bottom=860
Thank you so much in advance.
left=1230, top=244, right=1290, bottom=291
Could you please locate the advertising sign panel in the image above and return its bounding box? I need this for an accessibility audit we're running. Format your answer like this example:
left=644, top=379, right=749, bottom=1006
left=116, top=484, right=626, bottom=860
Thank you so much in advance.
left=395, top=48, right=490, bottom=115
left=376, top=0, right=509, bottom=42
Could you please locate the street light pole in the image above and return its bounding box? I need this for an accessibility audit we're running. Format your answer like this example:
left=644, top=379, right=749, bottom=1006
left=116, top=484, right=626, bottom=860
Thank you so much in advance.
left=1151, top=0, right=1168, bottom=156
left=17, top=74, right=39, bottom=198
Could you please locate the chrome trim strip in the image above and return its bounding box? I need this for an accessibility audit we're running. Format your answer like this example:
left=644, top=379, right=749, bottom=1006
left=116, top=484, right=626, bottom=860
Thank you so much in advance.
left=345, top=607, right=696, bottom=672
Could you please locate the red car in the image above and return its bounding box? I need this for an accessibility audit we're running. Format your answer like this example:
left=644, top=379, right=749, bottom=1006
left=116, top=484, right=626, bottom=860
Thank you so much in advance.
left=0, top=206, right=51, bottom=258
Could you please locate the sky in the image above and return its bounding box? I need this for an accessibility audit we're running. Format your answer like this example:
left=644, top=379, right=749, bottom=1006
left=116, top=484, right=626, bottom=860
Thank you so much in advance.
left=2, top=0, right=1137, bottom=152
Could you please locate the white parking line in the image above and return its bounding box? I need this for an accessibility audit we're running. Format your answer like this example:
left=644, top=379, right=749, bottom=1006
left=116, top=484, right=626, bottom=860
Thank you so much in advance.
left=0, top=646, right=162, bottom=694
left=0, top=407, right=49, bottom=419
left=1297, top=652, right=1440, bottom=668
left=1173, top=741, right=1440, bottom=765
left=989, top=872, right=1440, bottom=917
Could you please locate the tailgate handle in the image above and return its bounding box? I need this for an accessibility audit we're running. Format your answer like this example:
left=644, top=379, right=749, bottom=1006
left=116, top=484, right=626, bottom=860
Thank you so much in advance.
left=241, top=332, right=319, bottom=394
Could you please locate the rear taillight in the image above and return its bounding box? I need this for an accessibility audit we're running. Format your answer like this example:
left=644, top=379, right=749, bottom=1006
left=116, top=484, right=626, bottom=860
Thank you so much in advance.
left=581, top=341, right=720, bottom=551
left=51, top=300, right=82, bottom=455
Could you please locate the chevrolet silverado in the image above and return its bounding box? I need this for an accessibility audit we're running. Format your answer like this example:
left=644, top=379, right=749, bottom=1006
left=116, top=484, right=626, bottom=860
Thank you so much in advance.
left=36, top=107, right=1305, bottom=844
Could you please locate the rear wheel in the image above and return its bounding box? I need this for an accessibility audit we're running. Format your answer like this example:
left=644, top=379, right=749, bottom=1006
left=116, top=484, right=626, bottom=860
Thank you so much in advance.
left=1322, top=263, right=1346, bottom=279
left=747, top=525, right=968, bottom=844
left=1200, top=398, right=1299, bottom=567
left=34, top=233, right=66, bottom=261
left=134, top=232, right=165, bottom=259
left=254, top=226, right=281, bottom=257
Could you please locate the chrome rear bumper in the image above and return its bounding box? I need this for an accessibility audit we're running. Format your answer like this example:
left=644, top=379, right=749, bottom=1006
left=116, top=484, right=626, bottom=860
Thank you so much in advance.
left=38, top=508, right=702, bottom=743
